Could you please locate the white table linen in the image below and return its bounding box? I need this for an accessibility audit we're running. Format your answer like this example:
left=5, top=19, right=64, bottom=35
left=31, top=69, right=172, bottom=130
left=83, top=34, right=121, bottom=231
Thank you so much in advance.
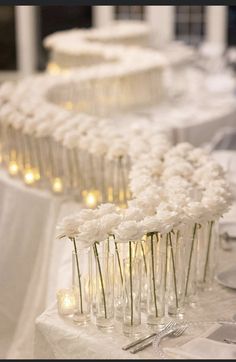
left=165, top=324, right=236, bottom=359
left=0, top=170, right=80, bottom=358
left=34, top=241, right=236, bottom=359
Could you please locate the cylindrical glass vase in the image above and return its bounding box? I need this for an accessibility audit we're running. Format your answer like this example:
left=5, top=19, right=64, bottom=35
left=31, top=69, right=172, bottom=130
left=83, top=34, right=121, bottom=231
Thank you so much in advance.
left=146, top=233, right=166, bottom=327
left=114, top=241, right=125, bottom=321
left=166, top=230, right=186, bottom=318
left=197, top=220, right=219, bottom=291
left=94, top=247, right=114, bottom=330
left=183, top=224, right=199, bottom=306
left=72, top=249, right=92, bottom=325
left=123, top=246, right=141, bottom=337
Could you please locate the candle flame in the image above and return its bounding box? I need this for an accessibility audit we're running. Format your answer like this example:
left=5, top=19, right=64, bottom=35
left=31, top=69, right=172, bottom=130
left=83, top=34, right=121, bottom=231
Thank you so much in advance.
left=8, top=161, right=19, bottom=176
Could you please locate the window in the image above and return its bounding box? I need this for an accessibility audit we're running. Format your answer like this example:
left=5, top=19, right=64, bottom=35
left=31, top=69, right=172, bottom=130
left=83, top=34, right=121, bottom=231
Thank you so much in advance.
left=228, top=6, right=236, bottom=46
left=38, top=6, right=92, bottom=70
left=175, top=6, right=205, bottom=46
left=115, top=6, right=144, bottom=21
left=0, top=6, right=16, bottom=70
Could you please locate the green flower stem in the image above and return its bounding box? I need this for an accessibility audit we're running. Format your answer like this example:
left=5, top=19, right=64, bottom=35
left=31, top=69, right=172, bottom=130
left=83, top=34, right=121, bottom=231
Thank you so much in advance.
left=169, top=232, right=179, bottom=309
left=93, top=243, right=107, bottom=319
left=140, top=241, right=147, bottom=275
left=185, top=223, right=198, bottom=297
left=113, top=237, right=123, bottom=285
left=129, top=241, right=133, bottom=326
left=203, top=221, right=214, bottom=283
left=150, top=233, right=158, bottom=318
left=71, top=237, right=83, bottom=314
left=164, top=234, right=168, bottom=291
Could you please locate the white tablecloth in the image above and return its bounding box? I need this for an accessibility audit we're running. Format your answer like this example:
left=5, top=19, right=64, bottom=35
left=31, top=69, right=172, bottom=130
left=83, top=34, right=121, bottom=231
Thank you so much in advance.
left=34, top=214, right=236, bottom=360
left=0, top=171, right=80, bottom=358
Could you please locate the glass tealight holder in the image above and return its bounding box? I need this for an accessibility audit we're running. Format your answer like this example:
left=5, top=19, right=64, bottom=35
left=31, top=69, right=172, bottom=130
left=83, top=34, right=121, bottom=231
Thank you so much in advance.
left=57, top=288, right=76, bottom=316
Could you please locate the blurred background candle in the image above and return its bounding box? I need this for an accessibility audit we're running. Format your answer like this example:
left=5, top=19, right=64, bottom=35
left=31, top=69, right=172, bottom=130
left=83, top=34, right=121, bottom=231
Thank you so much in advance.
left=57, top=288, right=76, bottom=316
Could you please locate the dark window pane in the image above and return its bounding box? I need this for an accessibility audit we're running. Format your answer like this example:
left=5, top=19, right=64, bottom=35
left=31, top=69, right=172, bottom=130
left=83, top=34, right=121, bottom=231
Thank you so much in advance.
left=115, top=6, right=144, bottom=21
left=0, top=6, right=16, bottom=70
left=175, top=6, right=205, bottom=46
left=38, top=6, right=92, bottom=70
left=228, top=6, right=236, bottom=46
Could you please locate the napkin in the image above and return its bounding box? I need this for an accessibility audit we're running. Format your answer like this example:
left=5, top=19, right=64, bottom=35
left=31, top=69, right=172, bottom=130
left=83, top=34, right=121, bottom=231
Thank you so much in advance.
left=164, top=324, right=236, bottom=359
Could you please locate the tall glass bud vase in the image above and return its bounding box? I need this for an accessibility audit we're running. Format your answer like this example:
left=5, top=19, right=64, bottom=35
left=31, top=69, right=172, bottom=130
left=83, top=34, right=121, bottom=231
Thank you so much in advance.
left=72, top=249, right=92, bottom=325
left=197, top=220, right=219, bottom=291
left=114, top=242, right=124, bottom=321
left=93, top=244, right=114, bottom=330
left=123, top=242, right=141, bottom=337
left=184, top=224, right=199, bottom=305
left=146, top=233, right=166, bottom=327
left=167, top=230, right=186, bottom=318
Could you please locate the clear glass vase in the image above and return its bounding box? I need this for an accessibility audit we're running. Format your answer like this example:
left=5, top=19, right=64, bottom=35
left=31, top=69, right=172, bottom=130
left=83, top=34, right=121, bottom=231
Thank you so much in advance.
left=197, top=220, right=219, bottom=291
left=93, top=246, right=114, bottom=330
left=72, top=249, right=92, bottom=325
left=122, top=243, right=141, bottom=337
left=183, top=224, right=199, bottom=306
left=166, top=230, right=186, bottom=318
left=146, top=233, right=166, bottom=327
left=114, top=241, right=125, bottom=321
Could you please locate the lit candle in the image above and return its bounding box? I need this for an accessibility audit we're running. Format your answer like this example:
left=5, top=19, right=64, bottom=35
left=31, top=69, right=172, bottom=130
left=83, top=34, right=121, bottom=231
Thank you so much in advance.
left=108, top=187, right=113, bottom=202
left=64, top=101, right=73, bottom=110
left=8, top=161, right=19, bottom=176
left=34, top=169, right=41, bottom=181
left=24, top=169, right=35, bottom=185
left=52, top=177, right=63, bottom=193
left=85, top=191, right=97, bottom=208
left=57, top=289, right=76, bottom=316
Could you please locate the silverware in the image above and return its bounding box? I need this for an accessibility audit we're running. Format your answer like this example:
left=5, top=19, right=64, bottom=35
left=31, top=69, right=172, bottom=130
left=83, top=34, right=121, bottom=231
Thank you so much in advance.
left=130, top=325, right=186, bottom=354
left=221, top=232, right=236, bottom=242
left=122, top=320, right=176, bottom=351
left=224, top=338, right=236, bottom=344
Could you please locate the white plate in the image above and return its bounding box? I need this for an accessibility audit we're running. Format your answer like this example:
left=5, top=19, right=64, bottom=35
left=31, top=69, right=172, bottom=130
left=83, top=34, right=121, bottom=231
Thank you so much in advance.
left=216, top=266, right=236, bottom=290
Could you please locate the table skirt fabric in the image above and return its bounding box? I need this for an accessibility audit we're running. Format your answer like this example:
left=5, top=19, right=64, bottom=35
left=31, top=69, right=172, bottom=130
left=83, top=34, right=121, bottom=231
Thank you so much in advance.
left=0, top=171, right=78, bottom=358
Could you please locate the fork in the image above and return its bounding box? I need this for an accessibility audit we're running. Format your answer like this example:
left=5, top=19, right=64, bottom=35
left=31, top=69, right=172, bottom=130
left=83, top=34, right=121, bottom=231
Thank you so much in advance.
left=122, top=320, right=177, bottom=351
left=153, top=325, right=187, bottom=359
left=129, top=324, right=186, bottom=354
left=224, top=338, right=236, bottom=345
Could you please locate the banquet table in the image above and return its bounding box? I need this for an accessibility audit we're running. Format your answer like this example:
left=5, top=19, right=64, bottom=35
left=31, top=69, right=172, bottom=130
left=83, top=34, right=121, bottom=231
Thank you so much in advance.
left=0, top=170, right=80, bottom=359
left=33, top=227, right=236, bottom=359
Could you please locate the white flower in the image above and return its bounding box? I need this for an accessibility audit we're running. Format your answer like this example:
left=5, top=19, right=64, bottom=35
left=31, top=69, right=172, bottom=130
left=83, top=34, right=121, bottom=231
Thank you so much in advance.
left=134, top=185, right=163, bottom=213
left=77, top=209, right=98, bottom=223
left=122, top=207, right=145, bottom=222
left=115, top=220, right=144, bottom=243
left=162, top=161, right=193, bottom=180
left=97, top=203, right=118, bottom=216
left=155, top=203, right=180, bottom=233
left=183, top=201, right=208, bottom=224
left=78, top=219, right=106, bottom=248
left=142, top=215, right=159, bottom=234
left=57, top=215, right=80, bottom=239
left=100, top=213, right=122, bottom=235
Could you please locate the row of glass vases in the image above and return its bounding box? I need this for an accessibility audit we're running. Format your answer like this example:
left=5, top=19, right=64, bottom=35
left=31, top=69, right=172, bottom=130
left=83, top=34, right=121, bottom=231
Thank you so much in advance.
left=70, top=221, right=219, bottom=336
left=0, top=124, right=131, bottom=207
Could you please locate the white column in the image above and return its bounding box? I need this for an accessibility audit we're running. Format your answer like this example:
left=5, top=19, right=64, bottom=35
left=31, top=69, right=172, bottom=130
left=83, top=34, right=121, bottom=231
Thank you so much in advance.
left=145, top=6, right=175, bottom=47
left=92, top=6, right=114, bottom=28
left=15, top=6, right=38, bottom=75
left=206, top=6, right=227, bottom=50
